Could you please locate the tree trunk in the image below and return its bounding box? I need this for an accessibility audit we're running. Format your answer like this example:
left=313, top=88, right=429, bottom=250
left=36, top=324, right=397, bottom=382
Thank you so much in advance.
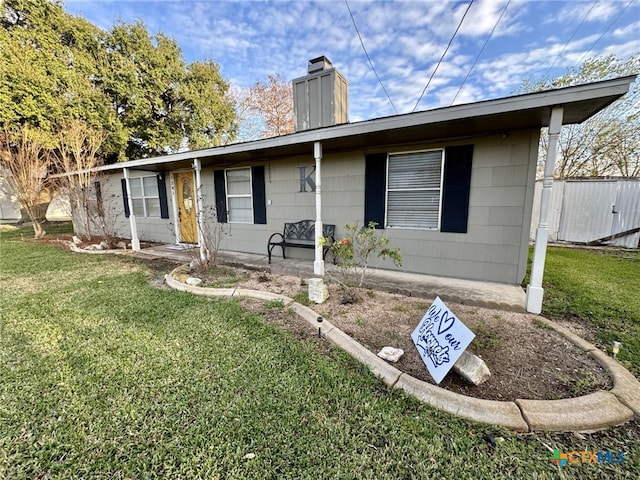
left=32, top=219, right=46, bottom=239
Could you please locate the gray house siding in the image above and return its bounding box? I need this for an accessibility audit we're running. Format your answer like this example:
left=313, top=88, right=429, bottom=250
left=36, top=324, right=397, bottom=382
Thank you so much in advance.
left=103, top=170, right=177, bottom=244
left=100, top=129, right=538, bottom=285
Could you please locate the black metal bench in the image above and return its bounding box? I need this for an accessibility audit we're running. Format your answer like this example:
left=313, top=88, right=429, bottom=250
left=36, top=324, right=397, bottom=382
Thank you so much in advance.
left=267, top=220, right=335, bottom=264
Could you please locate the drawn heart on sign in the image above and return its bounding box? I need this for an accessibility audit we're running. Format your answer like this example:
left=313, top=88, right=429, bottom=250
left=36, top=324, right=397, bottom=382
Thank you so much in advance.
left=437, top=312, right=455, bottom=335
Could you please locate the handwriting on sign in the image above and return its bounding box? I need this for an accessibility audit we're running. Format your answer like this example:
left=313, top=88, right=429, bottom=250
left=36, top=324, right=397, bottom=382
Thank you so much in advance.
left=411, top=297, right=476, bottom=384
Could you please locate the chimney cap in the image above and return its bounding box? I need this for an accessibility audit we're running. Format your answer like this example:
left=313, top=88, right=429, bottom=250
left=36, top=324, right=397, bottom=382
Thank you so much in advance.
left=308, top=56, right=333, bottom=74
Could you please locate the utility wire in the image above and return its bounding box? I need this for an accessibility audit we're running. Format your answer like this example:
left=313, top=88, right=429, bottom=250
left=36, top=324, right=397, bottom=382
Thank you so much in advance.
left=345, top=0, right=398, bottom=114
left=451, top=0, right=510, bottom=105
left=541, top=0, right=598, bottom=81
left=413, top=0, right=474, bottom=112
left=574, top=0, right=633, bottom=68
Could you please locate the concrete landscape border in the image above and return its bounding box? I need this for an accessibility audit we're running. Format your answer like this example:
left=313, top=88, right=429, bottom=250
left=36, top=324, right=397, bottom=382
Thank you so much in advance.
left=165, top=266, right=640, bottom=432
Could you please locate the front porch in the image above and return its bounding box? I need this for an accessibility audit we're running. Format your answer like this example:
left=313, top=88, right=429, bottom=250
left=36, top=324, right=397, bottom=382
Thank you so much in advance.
left=131, top=243, right=526, bottom=311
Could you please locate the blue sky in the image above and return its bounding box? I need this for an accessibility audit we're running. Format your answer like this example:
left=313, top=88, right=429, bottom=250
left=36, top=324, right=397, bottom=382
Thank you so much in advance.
left=64, top=0, right=640, bottom=122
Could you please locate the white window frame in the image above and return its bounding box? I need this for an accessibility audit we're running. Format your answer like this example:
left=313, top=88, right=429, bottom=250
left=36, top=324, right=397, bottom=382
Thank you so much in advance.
left=129, top=175, right=161, bottom=218
left=225, top=167, right=253, bottom=224
left=385, top=149, right=445, bottom=230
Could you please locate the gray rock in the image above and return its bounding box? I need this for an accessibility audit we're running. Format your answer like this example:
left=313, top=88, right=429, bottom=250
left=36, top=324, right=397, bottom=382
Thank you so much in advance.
left=453, top=350, right=491, bottom=385
left=307, top=278, right=329, bottom=304
left=186, top=277, right=202, bottom=286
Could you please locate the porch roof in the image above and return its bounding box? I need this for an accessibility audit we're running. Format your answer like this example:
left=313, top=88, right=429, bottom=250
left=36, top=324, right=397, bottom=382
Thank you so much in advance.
left=98, top=75, right=636, bottom=173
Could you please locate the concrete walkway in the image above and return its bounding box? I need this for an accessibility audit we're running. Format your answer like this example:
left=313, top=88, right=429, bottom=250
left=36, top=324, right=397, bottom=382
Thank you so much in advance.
left=160, top=260, right=640, bottom=433
left=137, top=245, right=527, bottom=312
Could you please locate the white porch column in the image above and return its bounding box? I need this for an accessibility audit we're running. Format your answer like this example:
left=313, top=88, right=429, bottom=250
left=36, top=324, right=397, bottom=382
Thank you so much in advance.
left=526, top=106, right=564, bottom=314
left=313, top=141, right=324, bottom=276
left=123, top=168, right=141, bottom=251
left=193, top=159, right=206, bottom=262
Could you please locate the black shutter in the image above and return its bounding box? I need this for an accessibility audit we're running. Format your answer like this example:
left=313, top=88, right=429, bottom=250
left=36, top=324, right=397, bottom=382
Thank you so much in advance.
left=157, top=173, right=169, bottom=219
left=441, top=145, right=473, bottom=233
left=120, top=178, right=130, bottom=218
left=214, top=170, right=227, bottom=223
left=364, top=153, right=387, bottom=229
left=251, top=165, right=267, bottom=224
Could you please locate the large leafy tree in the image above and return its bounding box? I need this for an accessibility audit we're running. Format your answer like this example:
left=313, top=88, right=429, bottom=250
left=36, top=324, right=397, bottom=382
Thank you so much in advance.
left=0, top=0, right=236, bottom=162
left=520, top=55, right=639, bottom=178
left=180, top=60, right=238, bottom=149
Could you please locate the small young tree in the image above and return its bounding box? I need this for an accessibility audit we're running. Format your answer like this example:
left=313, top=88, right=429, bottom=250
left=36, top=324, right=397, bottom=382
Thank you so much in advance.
left=189, top=205, right=229, bottom=274
left=52, top=120, right=107, bottom=239
left=321, top=221, right=402, bottom=302
left=0, top=125, right=51, bottom=238
left=88, top=181, right=122, bottom=248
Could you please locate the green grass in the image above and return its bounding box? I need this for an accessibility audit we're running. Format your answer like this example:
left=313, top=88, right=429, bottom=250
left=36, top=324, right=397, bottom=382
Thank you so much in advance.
left=525, top=246, right=640, bottom=377
left=1, top=227, right=639, bottom=478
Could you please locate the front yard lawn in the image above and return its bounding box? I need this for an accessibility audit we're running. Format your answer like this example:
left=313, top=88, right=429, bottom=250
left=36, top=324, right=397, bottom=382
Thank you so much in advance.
left=1, top=225, right=638, bottom=478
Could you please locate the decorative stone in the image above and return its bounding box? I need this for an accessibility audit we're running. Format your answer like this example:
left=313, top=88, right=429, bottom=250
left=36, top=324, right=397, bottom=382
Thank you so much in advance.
left=453, top=350, right=491, bottom=386
left=307, top=278, right=329, bottom=304
left=174, top=273, right=188, bottom=282
left=116, top=241, right=127, bottom=249
left=186, top=277, right=202, bottom=286
left=99, top=241, right=109, bottom=250
left=377, top=347, right=404, bottom=363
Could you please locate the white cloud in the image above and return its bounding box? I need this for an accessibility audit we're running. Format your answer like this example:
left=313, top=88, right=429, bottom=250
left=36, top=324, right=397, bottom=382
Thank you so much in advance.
left=63, top=0, right=640, bottom=121
left=557, top=1, right=620, bottom=23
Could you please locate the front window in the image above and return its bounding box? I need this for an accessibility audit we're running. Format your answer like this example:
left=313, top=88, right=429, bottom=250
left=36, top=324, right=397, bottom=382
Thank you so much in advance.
left=129, top=176, right=161, bottom=217
left=386, top=150, right=444, bottom=229
left=226, top=167, right=253, bottom=223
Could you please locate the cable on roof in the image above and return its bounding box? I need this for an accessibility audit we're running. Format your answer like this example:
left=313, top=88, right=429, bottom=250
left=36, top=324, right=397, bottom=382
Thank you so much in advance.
left=345, top=0, right=398, bottom=114
left=450, top=0, right=510, bottom=105
left=412, top=0, right=474, bottom=112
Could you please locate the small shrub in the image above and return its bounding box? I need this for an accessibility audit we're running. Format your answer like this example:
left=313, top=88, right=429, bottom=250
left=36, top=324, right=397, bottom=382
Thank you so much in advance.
left=320, top=221, right=402, bottom=289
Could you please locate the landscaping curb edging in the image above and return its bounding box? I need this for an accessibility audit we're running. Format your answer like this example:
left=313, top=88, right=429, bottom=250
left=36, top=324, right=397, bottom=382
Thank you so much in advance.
left=165, top=267, right=640, bottom=432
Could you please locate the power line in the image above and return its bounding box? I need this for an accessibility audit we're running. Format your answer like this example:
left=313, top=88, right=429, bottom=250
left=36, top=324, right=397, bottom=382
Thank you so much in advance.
left=344, top=0, right=398, bottom=114
left=541, top=0, right=598, bottom=81
left=450, top=0, right=510, bottom=105
left=574, top=0, right=634, bottom=68
left=412, top=1, right=474, bottom=112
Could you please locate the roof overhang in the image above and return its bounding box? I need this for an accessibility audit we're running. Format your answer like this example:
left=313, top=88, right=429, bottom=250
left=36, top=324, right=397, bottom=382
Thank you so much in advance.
left=96, top=75, right=636, bottom=173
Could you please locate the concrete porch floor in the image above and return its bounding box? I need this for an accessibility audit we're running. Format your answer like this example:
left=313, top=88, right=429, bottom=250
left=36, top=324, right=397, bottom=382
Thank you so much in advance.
left=134, top=244, right=527, bottom=312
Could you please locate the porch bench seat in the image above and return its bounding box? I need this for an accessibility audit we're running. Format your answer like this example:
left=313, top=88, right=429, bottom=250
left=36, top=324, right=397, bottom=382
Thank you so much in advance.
left=267, top=220, right=335, bottom=264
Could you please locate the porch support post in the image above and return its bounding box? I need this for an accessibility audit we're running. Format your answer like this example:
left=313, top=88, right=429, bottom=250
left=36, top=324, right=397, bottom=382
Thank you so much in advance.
left=526, top=106, right=564, bottom=314
left=313, top=141, right=324, bottom=276
left=193, top=159, right=206, bottom=262
left=123, top=167, right=141, bottom=251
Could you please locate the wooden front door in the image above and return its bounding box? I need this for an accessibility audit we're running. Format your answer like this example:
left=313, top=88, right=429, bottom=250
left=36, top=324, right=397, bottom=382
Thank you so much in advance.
left=175, top=171, right=198, bottom=243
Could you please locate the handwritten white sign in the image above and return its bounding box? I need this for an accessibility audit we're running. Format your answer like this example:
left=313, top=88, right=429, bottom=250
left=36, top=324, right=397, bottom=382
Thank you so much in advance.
left=411, top=296, right=475, bottom=384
